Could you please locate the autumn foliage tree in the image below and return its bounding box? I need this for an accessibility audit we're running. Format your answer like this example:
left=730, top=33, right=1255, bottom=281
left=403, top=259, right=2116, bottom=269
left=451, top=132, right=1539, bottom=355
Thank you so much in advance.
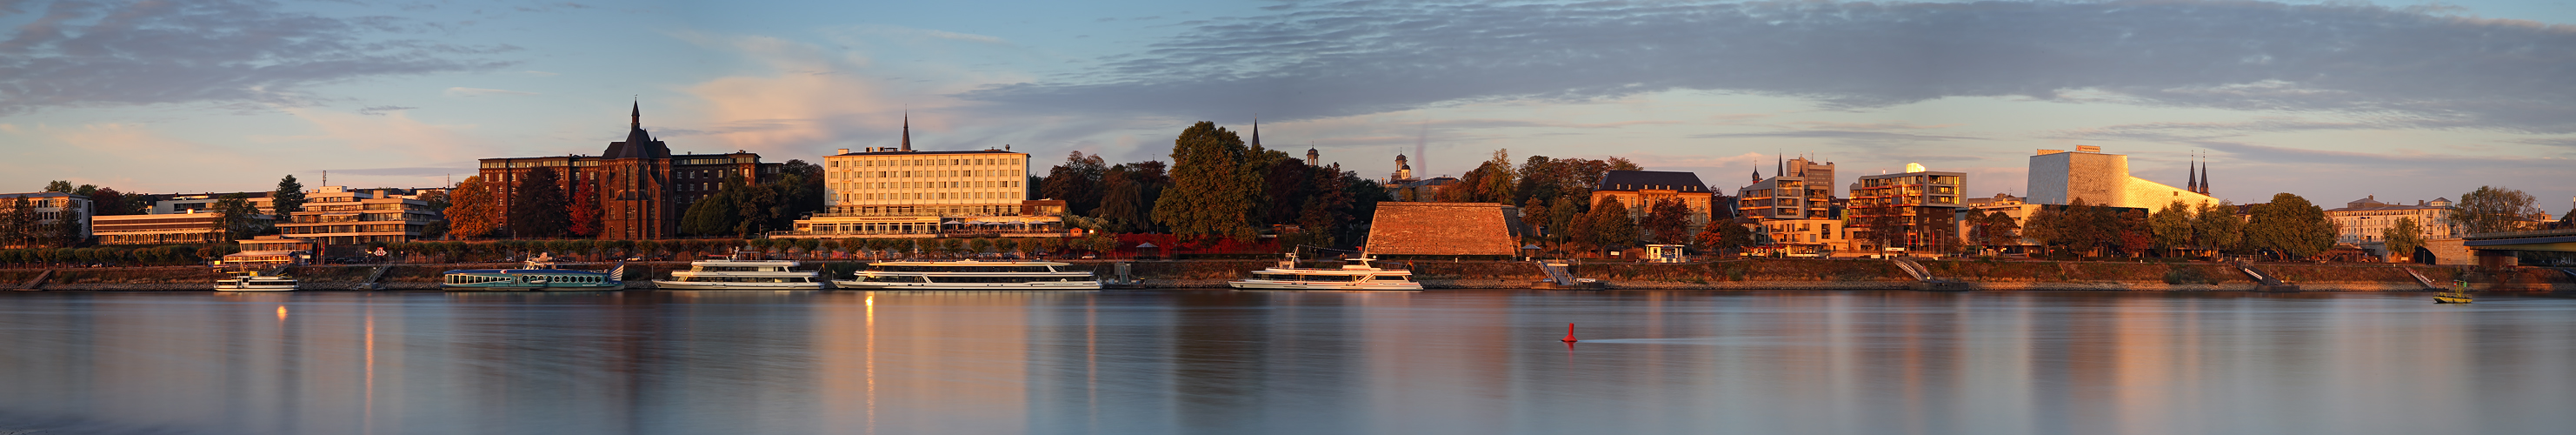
left=566, top=180, right=601, bottom=238
left=445, top=176, right=500, bottom=239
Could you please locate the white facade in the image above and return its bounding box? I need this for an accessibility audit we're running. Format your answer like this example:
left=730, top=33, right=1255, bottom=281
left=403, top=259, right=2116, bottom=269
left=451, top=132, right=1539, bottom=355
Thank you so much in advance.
left=2026, top=146, right=2218, bottom=211
left=822, top=149, right=1030, bottom=217
left=2327, top=196, right=2455, bottom=244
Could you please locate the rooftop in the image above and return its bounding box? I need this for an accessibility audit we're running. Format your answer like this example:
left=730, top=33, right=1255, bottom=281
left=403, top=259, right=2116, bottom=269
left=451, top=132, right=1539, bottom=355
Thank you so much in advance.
left=1597, top=171, right=1710, bottom=192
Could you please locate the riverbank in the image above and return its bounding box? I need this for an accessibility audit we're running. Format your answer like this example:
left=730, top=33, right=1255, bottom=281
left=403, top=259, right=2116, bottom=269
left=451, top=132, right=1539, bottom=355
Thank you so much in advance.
left=4, top=258, right=2566, bottom=291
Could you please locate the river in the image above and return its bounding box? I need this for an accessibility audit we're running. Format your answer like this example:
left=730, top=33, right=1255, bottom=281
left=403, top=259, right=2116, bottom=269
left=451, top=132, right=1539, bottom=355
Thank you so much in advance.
left=2, top=290, right=2571, bottom=434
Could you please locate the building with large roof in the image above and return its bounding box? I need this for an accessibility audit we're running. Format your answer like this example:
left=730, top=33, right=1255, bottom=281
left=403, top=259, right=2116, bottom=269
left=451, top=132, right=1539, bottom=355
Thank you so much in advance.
left=1363, top=202, right=1520, bottom=258
left=1592, top=170, right=1717, bottom=230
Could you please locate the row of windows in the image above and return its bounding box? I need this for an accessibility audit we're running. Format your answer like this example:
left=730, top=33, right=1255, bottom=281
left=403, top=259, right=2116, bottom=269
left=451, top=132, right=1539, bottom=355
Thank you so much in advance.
left=446, top=274, right=610, bottom=284
left=1247, top=273, right=1410, bottom=282
left=838, top=180, right=1021, bottom=190
left=832, top=157, right=1020, bottom=168
left=842, top=192, right=1023, bottom=201
left=832, top=170, right=1023, bottom=179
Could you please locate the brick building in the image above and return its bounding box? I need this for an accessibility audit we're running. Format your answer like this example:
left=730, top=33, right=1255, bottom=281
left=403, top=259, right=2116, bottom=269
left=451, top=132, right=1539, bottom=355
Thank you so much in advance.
left=476, top=103, right=779, bottom=239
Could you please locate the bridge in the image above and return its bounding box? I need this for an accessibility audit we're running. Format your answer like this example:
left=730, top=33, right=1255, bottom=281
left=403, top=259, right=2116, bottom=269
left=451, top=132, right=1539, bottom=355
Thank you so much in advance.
left=2462, top=229, right=2576, bottom=267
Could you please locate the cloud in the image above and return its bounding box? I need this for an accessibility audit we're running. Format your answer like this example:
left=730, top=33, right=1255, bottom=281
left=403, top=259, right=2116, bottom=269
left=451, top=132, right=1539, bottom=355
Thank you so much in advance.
left=443, top=87, right=536, bottom=97
left=519, top=70, right=560, bottom=77
left=356, top=105, right=416, bottom=116
left=846, top=24, right=1010, bottom=45
left=2053, top=117, right=2400, bottom=142
left=1689, top=130, right=1982, bottom=141
left=328, top=166, right=469, bottom=177
left=964, top=1, right=2576, bottom=133
left=2508, top=137, right=2576, bottom=149
left=0, top=0, right=516, bottom=115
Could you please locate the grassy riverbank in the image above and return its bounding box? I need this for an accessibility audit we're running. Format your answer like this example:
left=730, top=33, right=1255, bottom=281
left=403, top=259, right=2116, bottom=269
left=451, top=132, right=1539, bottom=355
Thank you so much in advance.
left=8, top=258, right=2566, bottom=291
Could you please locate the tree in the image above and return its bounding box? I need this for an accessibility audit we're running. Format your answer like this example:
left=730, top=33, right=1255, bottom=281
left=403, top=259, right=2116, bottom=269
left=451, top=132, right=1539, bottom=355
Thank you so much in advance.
left=445, top=176, right=501, bottom=239
left=566, top=179, right=601, bottom=238
left=86, top=187, right=138, bottom=216
left=1042, top=151, right=1108, bottom=215
left=2385, top=217, right=2426, bottom=262
left=272, top=174, right=308, bottom=217
left=769, top=159, right=826, bottom=226
left=213, top=193, right=265, bottom=241
left=732, top=175, right=782, bottom=238
left=2150, top=200, right=2196, bottom=258
left=680, top=189, right=740, bottom=237
left=1440, top=150, right=1519, bottom=203
left=416, top=188, right=452, bottom=239
left=2453, top=185, right=2541, bottom=234
left=1694, top=218, right=1755, bottom=258
left=2244, top=193, right=2335, bottom=260
left=1577, top=196, right=1641, bottom=251
left=1967, top=209, right=2021, bottom=255
left=1095, top=161, right=1170, bottom=233
left=41, top=181, right=71, bottom=193
left=2194, top=201, right=2244, bottom=257
left=0, top=197, right=36, bottom=248
left=507, top=169, right=570, bottom=238
left=1641, top=198, right=1694, bottom=244
left=1855, top=208, right=1909, bottom=252
left=2112, top=209, right=2153, bottom=258
left=1151, top=122, right=1262, bottom=245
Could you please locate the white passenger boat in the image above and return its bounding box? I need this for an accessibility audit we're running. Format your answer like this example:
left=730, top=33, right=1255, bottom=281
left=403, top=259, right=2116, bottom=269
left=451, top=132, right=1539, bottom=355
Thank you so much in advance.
left=652, top=252, right=826, bottom=290
left=1228, top=253, right=1422, bottom=291
left=833, top=259, right=1100, bottom=291
left=214, top=271, right=298, bottom=291
left=443, top=255, right=627, bottom=291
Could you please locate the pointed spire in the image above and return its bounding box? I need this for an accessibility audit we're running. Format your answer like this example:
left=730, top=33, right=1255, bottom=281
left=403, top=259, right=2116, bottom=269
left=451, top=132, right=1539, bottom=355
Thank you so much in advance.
left=630, top=100, right=641, bottom=130
left=900, top=111, right=912, bottom=152
left=2187, top=152, right=2198, bottom=193
left=1251, top=117, right=1262, bottom=149
left=2200, top=153, right=2210, bottom=195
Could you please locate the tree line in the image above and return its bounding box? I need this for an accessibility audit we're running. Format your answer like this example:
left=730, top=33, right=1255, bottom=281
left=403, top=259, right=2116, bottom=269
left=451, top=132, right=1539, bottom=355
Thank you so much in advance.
left=1042, top=122, right=1394, bottom=248
left=442, top=161, right=825, bottom=239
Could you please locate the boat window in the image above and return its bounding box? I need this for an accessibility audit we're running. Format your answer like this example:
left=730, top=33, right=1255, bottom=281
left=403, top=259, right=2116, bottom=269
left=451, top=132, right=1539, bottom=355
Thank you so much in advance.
left=1377, top=275, right=1408, bottom=281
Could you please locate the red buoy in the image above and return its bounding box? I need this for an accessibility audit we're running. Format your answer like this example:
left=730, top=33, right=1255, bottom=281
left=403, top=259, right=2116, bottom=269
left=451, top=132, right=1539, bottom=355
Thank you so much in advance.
left=1561, top=323, right=1578, bottom=342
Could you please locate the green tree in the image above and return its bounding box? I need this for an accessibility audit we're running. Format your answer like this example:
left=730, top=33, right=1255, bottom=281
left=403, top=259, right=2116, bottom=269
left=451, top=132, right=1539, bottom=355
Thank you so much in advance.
left=213, top=193, right=266, bottom=241
left=507, top=169, right=570, bottom=238
left=2194, top=201, right=2244, bottom=256
left=2244, top=193, right=2336, bottom=259
left=1151, top=122, right=1261, bottom=245
left=1095, top=161, right=1170, bottom=233
left=1577, top=196, right=1641, bottom=251
left=1, top=197, right=36, bottom=248
left=2385, top=217, right=2426, bottom=262
left=680, top=190, right=740, bottom=238
left=271, top=174, right=308, bottom=217
left=1042, top=151, right=1108, bottom=215
left=41, top=181, right=71, bottom=193
left=2150, top=200, right=2197, bottom=258
left=2452, top=185, right=2541, bottom=234
left=445, top=176, right=500, bottom=239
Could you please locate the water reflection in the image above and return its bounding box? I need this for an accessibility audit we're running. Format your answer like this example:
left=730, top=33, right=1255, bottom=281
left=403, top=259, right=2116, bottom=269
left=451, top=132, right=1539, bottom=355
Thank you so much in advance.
left=0, top=291, right=2572, bottom=434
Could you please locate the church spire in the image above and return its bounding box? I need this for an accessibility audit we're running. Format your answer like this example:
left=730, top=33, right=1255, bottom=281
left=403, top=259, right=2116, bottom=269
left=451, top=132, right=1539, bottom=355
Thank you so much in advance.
left=2187, top=152, right=2199, bottom=193
left=2199, top=154, right=2210, bottom=195
left=1251, top=117, right=1263, bottom=149
left=630, top=100, right=641, bottom=130
left=900, top=111, right=912, bottom=152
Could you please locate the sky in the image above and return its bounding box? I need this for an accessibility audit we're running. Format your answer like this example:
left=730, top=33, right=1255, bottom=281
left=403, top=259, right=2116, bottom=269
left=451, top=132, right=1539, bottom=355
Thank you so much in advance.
left=1, top=0, right=2571, bottom=215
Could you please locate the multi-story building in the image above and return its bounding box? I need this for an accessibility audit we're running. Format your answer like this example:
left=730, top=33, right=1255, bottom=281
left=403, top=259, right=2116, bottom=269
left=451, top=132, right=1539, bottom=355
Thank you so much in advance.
left=476, top=104, right=782, bottom=239
left=1749, top=214, right=1849, bottom=257
left=90, top=212, right=224, bottom=245
left=219, top=235, right=318, bottom=268
left=1736, top=156, right=1836, bottom=220
left=146, top=192, right=274, bottom=215
left=2026, top=145, right=2218, bottom=210
left=1849, top=164, right=1967, bottom=251
left=1590, top=171, right=1717, bottom=230
left=2326, top=196, right=2455, bottom=247
left=776, top=118, right=1062, bottom=239
left=0, top=192, right=93, bottom=247
left=274, top=186, right=443, bottom=244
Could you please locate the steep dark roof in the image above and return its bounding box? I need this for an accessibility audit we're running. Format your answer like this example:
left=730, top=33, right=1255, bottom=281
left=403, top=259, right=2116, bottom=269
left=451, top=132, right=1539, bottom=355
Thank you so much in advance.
left=1595, top=171, right=1711, bottom=192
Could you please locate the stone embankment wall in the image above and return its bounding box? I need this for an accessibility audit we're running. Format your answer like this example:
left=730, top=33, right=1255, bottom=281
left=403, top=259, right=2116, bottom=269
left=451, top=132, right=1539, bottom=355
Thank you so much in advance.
left=6, top=258, right=2566, bottom=291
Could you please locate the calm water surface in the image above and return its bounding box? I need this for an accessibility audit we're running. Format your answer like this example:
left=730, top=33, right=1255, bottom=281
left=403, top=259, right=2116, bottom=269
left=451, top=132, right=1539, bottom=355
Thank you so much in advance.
left=2, top=290, right=2573, bottom=435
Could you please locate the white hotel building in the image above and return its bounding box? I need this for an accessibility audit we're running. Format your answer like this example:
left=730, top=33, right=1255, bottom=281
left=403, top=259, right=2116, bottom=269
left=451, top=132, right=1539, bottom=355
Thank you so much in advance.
left=780, top=141, right=1065, bottom=238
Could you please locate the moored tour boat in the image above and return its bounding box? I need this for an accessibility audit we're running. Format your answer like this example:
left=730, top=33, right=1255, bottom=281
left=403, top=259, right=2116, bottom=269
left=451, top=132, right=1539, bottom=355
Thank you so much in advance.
left=652, top=252, right=825, bottom=290
left=215, top=271, right=299, bottom=291
left=2435, top=280, right=2474, bottom=304
left=1228, top=253, right=1422, bottom=291
left=833, top=259, right=1099, bottom=291
left=442, top=255, right=627, bottom=291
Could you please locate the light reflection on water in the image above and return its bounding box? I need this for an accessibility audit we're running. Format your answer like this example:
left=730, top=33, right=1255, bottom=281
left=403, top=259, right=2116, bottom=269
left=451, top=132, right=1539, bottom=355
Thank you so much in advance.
left=1, top=291, right=2573, bottom=435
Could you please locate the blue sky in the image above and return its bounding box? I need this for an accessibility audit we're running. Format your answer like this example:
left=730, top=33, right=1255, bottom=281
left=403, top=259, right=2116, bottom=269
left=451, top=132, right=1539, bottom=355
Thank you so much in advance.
left=2, top=0, right=2572, bottom=215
